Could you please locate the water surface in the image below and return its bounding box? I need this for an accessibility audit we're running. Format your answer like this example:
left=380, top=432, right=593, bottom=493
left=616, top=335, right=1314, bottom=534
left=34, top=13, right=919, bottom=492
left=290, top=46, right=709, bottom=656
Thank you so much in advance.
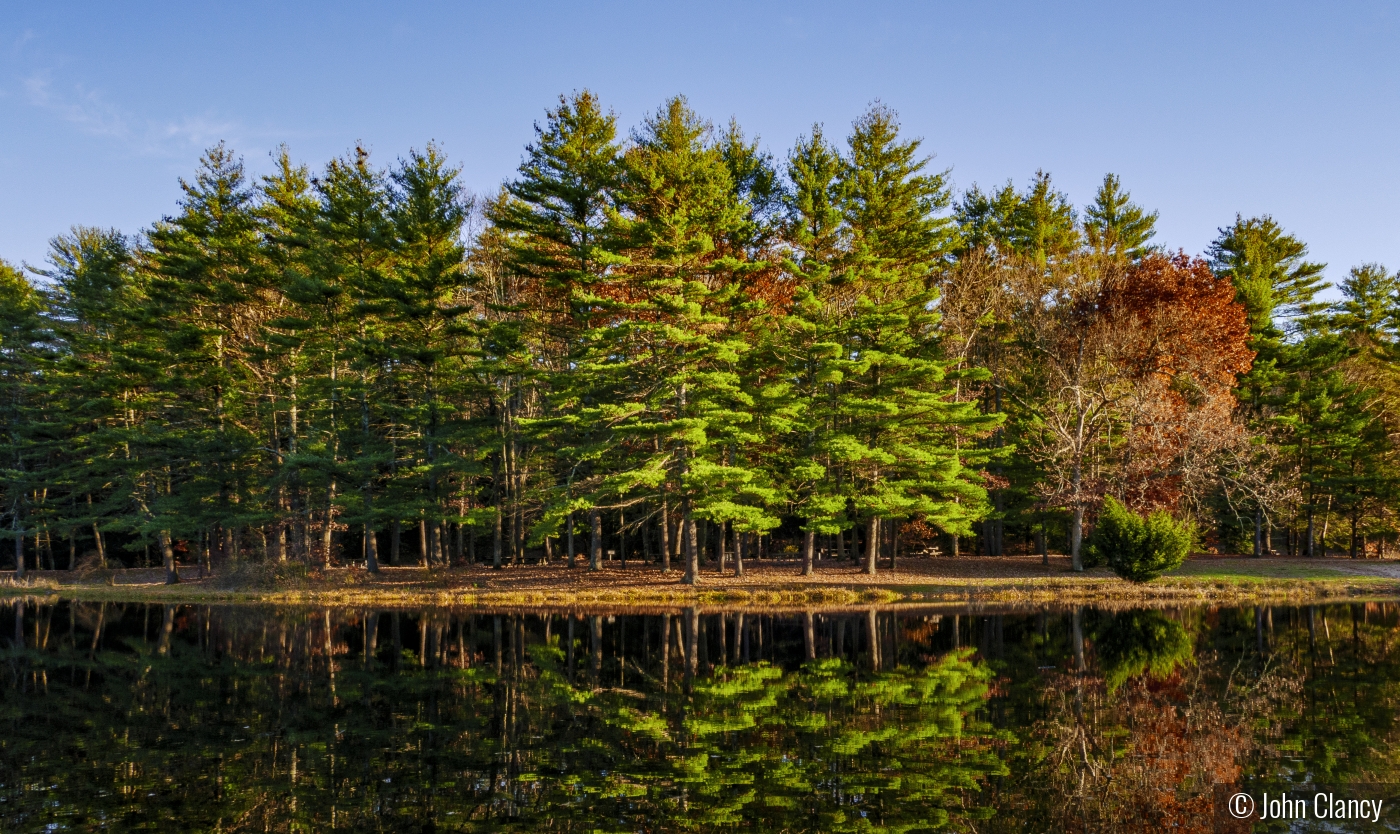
left=2, top=601, right=1398, bottom=832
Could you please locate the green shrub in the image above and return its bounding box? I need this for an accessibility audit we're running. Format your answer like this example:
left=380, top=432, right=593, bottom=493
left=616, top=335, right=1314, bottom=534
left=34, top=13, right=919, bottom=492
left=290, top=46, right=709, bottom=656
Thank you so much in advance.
left=1085, top=496, right=1195, bottom=583
left=1080, top=541, right=1107, bottom=569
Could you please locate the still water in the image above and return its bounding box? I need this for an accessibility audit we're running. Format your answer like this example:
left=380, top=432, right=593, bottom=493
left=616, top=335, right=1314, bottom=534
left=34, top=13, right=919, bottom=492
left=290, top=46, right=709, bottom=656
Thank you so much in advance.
left=1, top=600, right=1398, bottom=832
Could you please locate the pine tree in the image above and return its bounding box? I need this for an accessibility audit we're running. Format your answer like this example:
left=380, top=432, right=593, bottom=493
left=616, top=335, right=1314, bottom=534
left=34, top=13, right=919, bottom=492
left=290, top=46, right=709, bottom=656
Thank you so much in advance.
left=257, top=149, right=323, bottom=565
left=0, top=260, right=52, bottom=577
left=1084, top=174, right=1158, bottom=261
left=1325, top=265, right=1400, bottom=556
left=303, top=145, right=398, bottom=569
left=583, top=96, right=780, bottom=585
left=829, top=105, right=999, bottom=575
left=493, top=91, right=624, bottom=570
left=1209, top=215, right=1327, bottom=336
left=953, top=182, right=1021, bottom=256
left=386, top=145, right=472, bottom=569
left=1209, top=216, right=1327, bottom=553
left=38, top=227, right=141, bottom=571
left=142, top=143, right=267, bottom=577
left=774, top=126, right=848, bottom=575
left=1008, top=171, right=1079, bottom=269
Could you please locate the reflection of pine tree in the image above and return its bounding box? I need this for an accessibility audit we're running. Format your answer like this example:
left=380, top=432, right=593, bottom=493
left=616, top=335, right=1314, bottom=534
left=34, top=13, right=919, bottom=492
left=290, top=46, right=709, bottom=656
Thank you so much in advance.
left=16, top=605, right=1400, bottom=832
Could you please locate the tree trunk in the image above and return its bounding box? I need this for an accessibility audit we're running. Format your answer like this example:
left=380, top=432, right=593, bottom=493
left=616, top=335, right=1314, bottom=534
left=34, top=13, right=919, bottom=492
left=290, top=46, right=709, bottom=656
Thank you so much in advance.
left=716, top=520, right=726, bottom=574
left=1253, top=505, right=1263, bottom=558
left=1321, top=495, right=1332, bottom=554
left=619, top=512, right=627, bottom=569
left=364, top=523, right=379, bottom=574
left=12, top=512, right=23, bottom=579
left=567, top=513, right=575, bottom=569
left=804, top=610, right=816, bottom=660
left=320, top=483, right=336, bottom=568
left=1070, top=460, right=1084, bottom=571
left=589, top=509, right=602, bottom=572
left=273, top=521, right=287, bottom=564
left=1306, top=505, right=1316, bottom=558
left=157, top=529, right=179, bottom=585
left=801, top=529, right=815, bottom=576
left=492, top=504, right=503, bottom=570
left=733, top=526, right=744, bottom=578
left=659, top=499, right=671, bottom=573
left=681, top=505, right=699, bottom=585
left=864, top=516, right=879, bottom=576
left=1070, top=506, right=1084, bottom=572
left=888, top=518, right=898, bottom=571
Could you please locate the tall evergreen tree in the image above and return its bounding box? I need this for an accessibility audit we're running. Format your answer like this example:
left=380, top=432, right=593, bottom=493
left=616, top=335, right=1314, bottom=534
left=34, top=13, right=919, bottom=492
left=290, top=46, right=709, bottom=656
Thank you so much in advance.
left=829, top=105, right=999, bottom=575
left=385, top=144, right=472, bottom=570
left=1209, top=215, right=1327, bottom=336
left=1209, top=216, right=1327, bottom=553
left=0, top=260, right=51, bottom=577
left=580, top=96, right=779, bottom=585
left=1008, top=171, right=1079, bottom=268
left=142, top=143, right=267, bottom=578
left=1084, top=173, right=1158, bottom=261
left=775, top=126, right=848, bottom=575
left=494, top=91, right=624, bottom=571
left=38, top=227, right=142, bottom=571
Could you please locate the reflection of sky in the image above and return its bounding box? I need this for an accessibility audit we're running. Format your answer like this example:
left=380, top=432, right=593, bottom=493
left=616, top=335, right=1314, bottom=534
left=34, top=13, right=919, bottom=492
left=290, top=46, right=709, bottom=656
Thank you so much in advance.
left=3, top=2, right=1398, bottom=294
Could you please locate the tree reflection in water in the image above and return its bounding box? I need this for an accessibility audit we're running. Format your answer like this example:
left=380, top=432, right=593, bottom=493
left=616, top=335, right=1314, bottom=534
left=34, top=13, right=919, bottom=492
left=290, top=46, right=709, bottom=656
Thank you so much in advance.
left=0, top=603, right=1004, bottom=831
left=4, top=602, right=1400, bottom=832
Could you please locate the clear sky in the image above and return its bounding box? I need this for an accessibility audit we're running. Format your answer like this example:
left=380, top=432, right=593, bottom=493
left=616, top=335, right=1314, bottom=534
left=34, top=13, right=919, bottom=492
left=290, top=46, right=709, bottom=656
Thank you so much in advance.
left=3, top=1, right=1397, bottom=288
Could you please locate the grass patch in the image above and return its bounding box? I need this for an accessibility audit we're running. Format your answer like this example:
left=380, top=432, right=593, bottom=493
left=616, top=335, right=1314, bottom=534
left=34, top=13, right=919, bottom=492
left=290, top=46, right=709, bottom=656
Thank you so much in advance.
left=1170, top=561, right=1359, bottom=581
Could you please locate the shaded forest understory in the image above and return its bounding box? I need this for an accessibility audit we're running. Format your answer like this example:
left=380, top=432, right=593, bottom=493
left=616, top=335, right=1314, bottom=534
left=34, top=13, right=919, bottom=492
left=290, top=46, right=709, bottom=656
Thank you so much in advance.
left=4, top=91, right=1399, bottom=590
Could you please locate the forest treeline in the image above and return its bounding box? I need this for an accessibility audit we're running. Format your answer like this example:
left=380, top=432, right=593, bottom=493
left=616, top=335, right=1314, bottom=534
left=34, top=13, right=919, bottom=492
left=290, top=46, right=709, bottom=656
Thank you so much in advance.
left=1, top=92, right=1395, bottom=584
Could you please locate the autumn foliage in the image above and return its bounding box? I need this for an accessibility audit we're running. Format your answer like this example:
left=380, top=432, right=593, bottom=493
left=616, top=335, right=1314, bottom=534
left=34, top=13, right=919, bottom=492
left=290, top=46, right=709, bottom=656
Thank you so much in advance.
left=1107, top=253, right=1255, bottom=513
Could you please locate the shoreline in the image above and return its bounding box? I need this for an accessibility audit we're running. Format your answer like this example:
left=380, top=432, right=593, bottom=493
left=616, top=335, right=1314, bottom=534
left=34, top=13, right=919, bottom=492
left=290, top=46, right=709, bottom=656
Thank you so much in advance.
left=2, top=555, right=1398, bottom=609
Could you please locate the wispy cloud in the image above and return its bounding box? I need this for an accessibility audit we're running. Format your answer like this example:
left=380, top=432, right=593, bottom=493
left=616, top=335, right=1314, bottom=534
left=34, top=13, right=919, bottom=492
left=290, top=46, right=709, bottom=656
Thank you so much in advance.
left=24, top=73, right=130, bottom=137
left=22, top=71, right=241, bottom=155
left=8, top=29, right=38, bottom=60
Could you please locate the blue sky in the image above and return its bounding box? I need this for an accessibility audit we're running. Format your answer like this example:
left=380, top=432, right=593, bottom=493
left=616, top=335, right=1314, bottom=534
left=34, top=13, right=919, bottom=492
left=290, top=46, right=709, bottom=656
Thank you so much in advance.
left=3, top=1, right=1397, bottom=288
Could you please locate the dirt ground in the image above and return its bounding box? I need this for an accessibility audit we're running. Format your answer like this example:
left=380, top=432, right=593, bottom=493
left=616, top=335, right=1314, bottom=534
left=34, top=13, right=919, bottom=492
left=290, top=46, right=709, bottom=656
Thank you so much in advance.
left=17, top=552, right=1400, bottom=594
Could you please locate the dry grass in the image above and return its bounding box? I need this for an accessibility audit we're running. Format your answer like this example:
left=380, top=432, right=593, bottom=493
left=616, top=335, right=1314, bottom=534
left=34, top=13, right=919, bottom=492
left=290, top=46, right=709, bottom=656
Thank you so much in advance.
left=0, top=555, right=1395, bottom=609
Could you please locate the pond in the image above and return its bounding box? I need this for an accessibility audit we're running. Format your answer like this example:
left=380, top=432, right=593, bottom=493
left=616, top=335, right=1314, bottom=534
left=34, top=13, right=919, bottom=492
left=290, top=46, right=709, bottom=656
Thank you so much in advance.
left=2, top=601, right=1398, bottom=832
